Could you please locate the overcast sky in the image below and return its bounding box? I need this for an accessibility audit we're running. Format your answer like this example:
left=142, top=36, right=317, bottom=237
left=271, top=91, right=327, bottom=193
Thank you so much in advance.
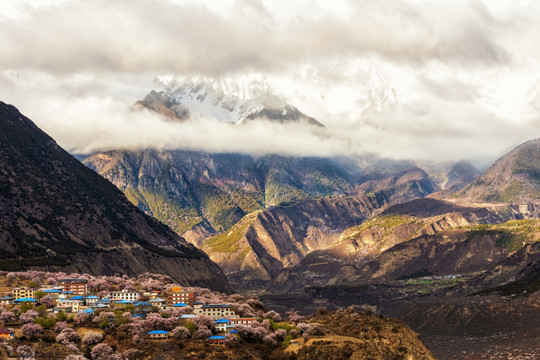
left=1, top=0, right=540, bottom=164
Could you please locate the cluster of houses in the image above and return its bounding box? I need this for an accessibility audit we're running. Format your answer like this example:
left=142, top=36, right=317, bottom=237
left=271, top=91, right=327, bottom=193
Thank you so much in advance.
left=0, top=279, right=259, bottom=343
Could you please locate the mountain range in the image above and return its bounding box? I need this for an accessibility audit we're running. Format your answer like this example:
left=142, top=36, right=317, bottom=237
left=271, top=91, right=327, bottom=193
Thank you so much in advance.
left=82, top=84, right=500, bottom=290
left=82, top=100, right=540, bottom=297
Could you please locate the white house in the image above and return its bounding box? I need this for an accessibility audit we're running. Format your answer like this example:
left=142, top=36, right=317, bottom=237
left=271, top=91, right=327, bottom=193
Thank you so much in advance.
left=110, top=289, right=140, bottom=302
left=193, top=304, right=238, bottom=320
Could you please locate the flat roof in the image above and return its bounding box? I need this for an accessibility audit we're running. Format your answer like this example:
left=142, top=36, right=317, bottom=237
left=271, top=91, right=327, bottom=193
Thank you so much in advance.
left=208, top=335, right=226, bottom=340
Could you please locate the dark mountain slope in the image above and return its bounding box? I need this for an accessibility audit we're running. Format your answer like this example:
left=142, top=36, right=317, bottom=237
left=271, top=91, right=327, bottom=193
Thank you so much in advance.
left=353, top=167, right=439, bottom=203
left=445, top=160, right=480, bottom=190
left=0, top=102, right=230, bottom=292
left=453, top=240, right=540, bottom=296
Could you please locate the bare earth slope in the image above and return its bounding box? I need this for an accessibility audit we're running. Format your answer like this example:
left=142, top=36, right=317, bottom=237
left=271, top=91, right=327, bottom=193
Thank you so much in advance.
left=202, top=194, right=391, bottom=290
left=0, top=102, right=230, bottom=292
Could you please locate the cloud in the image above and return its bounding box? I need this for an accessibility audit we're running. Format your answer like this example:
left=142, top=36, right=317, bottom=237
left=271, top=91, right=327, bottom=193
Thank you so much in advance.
left=1, top=0, right=540, bottom=164
left=0, top=0, right=511, bottom=77
left=32, top=99, right=364, bottom=158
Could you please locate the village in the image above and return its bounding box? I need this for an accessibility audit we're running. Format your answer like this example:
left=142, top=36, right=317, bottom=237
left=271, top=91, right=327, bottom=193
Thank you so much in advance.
left=0, top=271, right=317, bottom=359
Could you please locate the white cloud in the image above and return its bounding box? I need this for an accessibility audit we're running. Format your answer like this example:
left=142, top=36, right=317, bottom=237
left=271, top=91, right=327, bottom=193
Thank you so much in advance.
left=1, top=0, right=540, bottom=163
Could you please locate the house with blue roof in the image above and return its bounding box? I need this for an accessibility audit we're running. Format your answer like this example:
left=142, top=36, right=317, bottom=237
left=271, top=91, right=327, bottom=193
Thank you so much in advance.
left=134, top=301, right=151, bottom=306
left=208, top=335, right=227, bottom=344
left=149, top=297, right=166, bottom=311
left=133, top=301, right=153, bottom=314
left=115, top=299, right=134, bottom=305
left=12, top=287, right=36, bottom=300
left=56, top=298, right=83, bottom=312
left=180, top=314, right=196, bottom=319
left=41, top=288, right=63, bottom=299
left=147, top=330, right=169, bottom=339
left=85, top=295, right=99, bottom=306
left=215, top=318, right=230, bottom=332
left=14, top=298, right=36, bottom=303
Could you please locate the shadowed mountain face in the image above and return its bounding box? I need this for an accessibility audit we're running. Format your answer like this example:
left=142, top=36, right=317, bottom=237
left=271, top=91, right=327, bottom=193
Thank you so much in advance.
left=353, top=167, right=439, bottom=200
left=445, top=160, right=480, bottom=190
left=0, top=102, right=230, bottom=292
left=461, top=138, right=540, bottom=202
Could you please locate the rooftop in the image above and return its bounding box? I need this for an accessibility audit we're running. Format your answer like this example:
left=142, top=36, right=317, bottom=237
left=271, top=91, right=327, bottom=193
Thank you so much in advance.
left=201, top=304, right=230, bottom=308
left=147, top=330, right=169, bottom=334
left=149, top=297, right=165, bottom=302
left=115, top=299, right=133, bottom=304
left=135, top=302, right=151, bottom=306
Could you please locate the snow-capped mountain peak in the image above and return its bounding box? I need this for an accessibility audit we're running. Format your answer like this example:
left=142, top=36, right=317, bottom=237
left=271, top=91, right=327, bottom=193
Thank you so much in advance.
left=140, top=76, right=323, bottom=127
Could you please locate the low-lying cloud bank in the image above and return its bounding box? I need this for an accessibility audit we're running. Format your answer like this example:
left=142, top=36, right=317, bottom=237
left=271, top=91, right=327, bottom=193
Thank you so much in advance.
left=24, top=95, right=536, bottom=164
